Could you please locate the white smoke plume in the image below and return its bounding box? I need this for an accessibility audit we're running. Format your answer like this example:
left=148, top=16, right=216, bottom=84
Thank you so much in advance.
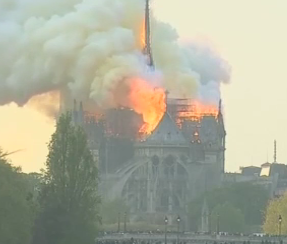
left=0, top=0, right=230, bottom=112
left=183, top=41, right=231, bottom=104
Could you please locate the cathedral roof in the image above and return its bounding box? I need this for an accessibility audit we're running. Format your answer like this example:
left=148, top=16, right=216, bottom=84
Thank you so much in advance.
left=139, top=112, right=188, bottom=146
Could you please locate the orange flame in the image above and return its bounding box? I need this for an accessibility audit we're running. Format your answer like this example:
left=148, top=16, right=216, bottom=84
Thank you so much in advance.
left=175, top=101, right=218, bottom=127
left=128, top=77, right=165, bottom=134
left=141, top=20, right=146, bottom=50
left=180, top=102, right=217, bottom=118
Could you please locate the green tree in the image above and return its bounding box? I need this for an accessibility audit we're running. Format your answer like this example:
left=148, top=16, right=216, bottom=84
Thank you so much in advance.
left=0, top=149, right=34, bottom=244
left=188, top=182, right=269, bottom=231
left=263, top=192, right=287, bottom=234
left=210, top=202, right=245, bottom=233
left=33, top=113, right=100, bottom=244
left=228, top=182, right=269, bottom=225
left=22, top=172, right=42, bottom=201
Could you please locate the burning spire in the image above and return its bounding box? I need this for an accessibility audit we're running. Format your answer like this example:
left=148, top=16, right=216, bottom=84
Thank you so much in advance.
left=143, top=0, right=154, bottom=67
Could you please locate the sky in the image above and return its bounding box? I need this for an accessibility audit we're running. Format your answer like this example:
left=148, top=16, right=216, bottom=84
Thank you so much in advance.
left=1, top=0, right=287, bottom=172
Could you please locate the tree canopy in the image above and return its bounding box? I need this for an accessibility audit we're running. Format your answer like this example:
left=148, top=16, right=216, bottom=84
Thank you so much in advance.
left=210, top=202, right=245, bottom=233
left=33, top=112, right=100, bottom=244
left=0, top=149, right=34, bottom=244
left=263, top=192, right=287, bottom=235
left=189, top=182, right=269, bottom=232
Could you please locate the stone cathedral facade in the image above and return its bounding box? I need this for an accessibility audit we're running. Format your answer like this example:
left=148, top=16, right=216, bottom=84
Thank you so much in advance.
left=71, top=99, right=226, bottom=228
left=68, top=0, right=226, bottom=229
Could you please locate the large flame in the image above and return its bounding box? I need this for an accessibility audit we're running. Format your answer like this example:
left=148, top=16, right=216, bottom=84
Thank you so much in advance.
left=175, top=101, right=218, bottom=126
left=128, top=77, right=165, bottom=134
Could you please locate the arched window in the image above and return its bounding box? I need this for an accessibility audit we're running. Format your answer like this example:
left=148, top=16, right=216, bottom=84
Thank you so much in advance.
left=151, top=155, right=160, bottom=166
left=163, top=155, right=175, bottom=177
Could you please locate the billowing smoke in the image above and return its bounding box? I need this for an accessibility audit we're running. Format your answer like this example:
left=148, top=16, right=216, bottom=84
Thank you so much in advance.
left=183, top=42, right=231, bottom=104
left=0, top=0, right=231, bottom=114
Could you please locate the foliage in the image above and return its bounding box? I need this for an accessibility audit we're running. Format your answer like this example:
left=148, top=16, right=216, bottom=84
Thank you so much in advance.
left=101, top=198, right=129, bottom=225
left=210, top=202, right=245, bottom=233
left=188, top=182, right=269, bottom=231
left=263, top=192, right=287, bottom=234
left=33, top=112, right=100, bottom=244
left=0, top=149, right=34, bottom=244
left=22, top=172, right=42, bottom=200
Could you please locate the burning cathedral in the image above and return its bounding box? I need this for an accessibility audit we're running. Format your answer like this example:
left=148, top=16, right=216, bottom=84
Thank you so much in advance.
left=68, top=0, right=226, bottom=227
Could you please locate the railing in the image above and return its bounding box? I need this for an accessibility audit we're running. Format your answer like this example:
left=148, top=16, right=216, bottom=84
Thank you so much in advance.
left=97, top=232, right=286, bottom=244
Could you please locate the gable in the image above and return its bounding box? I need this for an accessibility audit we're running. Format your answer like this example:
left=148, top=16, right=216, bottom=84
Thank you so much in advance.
left=143, top=112, right=187, bottom=145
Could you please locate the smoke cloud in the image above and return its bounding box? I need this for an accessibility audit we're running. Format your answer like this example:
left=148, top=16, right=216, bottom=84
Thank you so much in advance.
left=0, top=0, right=231, bottom=112
left=183, top=41, right=231, bottom=104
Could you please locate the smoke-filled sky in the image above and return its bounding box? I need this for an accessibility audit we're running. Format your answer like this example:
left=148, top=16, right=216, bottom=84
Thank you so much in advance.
left=1, top=0, right=287, bottom=172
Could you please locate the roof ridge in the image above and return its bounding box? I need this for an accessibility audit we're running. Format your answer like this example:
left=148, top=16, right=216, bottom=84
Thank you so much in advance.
left=140, top=111, right=188, bottom=146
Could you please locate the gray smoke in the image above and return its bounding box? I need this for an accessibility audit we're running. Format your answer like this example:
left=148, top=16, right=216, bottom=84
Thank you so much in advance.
left=0, top=0, right=231, bottom=111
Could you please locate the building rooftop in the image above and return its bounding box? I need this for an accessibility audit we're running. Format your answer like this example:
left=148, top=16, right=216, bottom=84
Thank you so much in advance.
left=139, top=112, right=188, bottom=146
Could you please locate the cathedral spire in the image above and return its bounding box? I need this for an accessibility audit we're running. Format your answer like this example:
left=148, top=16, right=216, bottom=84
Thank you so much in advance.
left=144, top=0, right=154, bottom=67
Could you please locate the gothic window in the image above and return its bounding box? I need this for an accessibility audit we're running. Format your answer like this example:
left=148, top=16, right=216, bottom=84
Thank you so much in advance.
left=151, top=155, right=159, bottom=166
left=151, top=155, right=159, bottom=175
left=163, top=155, right=175, bottom=177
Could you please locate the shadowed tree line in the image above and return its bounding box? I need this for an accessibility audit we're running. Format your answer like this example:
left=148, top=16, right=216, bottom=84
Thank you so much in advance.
left=0, top=150, right=36, bottom=244
left=188, top=182, right=270, bottom=233
left=0, top=112, right=100, bottom=244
